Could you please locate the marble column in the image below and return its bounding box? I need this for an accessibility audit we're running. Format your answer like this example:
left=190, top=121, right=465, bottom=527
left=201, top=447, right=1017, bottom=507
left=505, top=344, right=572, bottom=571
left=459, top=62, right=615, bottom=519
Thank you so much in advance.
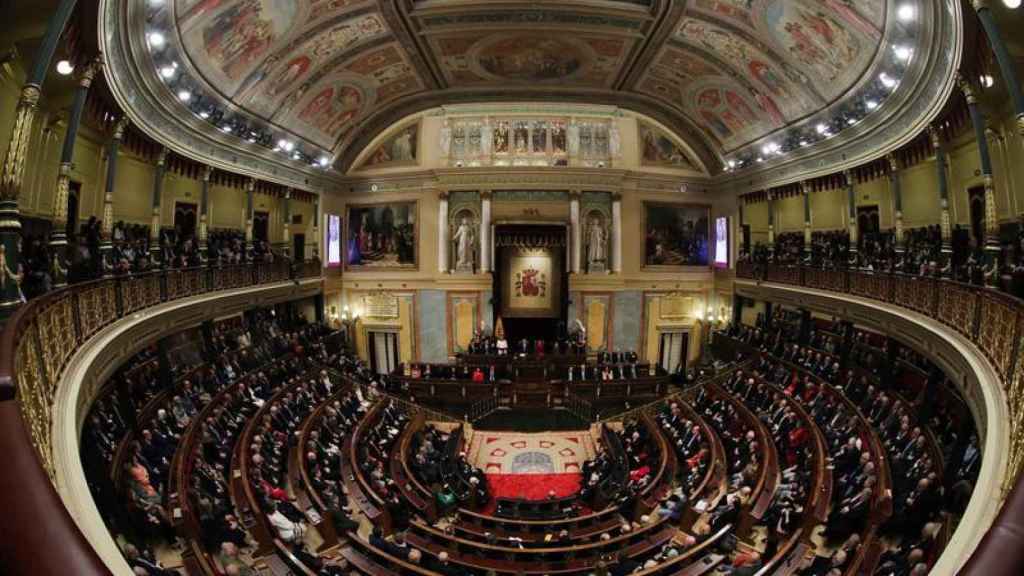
left=972, top=0, right=1024, bottom=138
left=244, top=178, right=255, bottom=260
left=282, top=188, right=292, bottom=258
left=199, top=166, right=211, bottom=263
left=569, top=191, right=581, bottom=273
left=150, top=148, right=168, bottom=263
left=438, top=191, right=449, bottom=273
left=958, top=74, right=1001, bottom=255
left=888, top=154, right=904, bottom=253
left=481, top=190, right=492, bottom=273
left=767, top=191, right=776, bottom=247
left=845, top=170, right=858, bottom=256
left=50, top=58, right=100, bottom=288
left=100, top=118, right=128, bottom=277
left=801, top=182, right=811, bottom=256
left=611, top=193, right=622, bottom=273
left=930, top=127, right=953, bottom=259
left=0, top=0, right=78, bottom=313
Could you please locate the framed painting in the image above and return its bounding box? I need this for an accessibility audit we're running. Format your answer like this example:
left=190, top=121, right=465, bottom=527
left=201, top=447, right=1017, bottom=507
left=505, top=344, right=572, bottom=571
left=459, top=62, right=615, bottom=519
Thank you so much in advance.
left=642, top=202, right=710, bottom=269
left=344, top=201, right=418, bottom=270
left=358, top=121, right=420, bottom=169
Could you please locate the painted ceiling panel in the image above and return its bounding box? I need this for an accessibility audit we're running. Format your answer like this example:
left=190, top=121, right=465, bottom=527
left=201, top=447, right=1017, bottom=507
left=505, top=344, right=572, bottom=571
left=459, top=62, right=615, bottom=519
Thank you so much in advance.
left=123, top=0, right=934, bottom=174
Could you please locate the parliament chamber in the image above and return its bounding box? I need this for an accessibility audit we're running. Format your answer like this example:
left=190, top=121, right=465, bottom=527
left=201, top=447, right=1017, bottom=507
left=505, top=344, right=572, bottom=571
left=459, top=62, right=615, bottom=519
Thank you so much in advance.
left=3, top=0, right=1024, bottom=575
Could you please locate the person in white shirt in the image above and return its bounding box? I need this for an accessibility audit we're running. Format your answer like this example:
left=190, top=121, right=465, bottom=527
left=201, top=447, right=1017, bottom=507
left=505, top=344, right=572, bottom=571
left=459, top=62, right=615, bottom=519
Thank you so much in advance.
left=267, top=503, right=305, bottom=543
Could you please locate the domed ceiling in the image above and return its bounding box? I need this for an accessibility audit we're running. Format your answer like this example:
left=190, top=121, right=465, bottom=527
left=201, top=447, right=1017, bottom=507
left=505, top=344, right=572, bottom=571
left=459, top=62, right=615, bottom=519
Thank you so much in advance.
left=104, top=0, right=958, bottom=187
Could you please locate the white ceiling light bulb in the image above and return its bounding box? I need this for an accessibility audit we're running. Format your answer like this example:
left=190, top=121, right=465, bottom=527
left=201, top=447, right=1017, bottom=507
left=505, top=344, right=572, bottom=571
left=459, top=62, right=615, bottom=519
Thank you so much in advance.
left=866, top=100, right=878, bottom=110
left=897, top=5, right=916, bottom=21
left=893, top=45, right=912, bottom=61
left=56, top=60, right=74, bottom=75
left=879, top=73, right=897, bottom=89
left=177, top=90, right=191, bottom=102
left=1004, top=0, right=1021, bottom=8
left=980, top=75, right=995, bottom=88
left=159, top=65, right=176, bottom=79
left=148, top=32, right=166, bottom=48
left=318, top=156, right=331, bottom=167
left=816, top=123, right=828, bottom=135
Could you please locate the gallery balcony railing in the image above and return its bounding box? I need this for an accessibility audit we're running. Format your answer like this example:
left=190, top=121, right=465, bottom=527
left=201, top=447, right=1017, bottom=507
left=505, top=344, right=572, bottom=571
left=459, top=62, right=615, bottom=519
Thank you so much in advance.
left=0, top=259, right=322, bottom=575
left=736, top=262, right=1024, bottom=575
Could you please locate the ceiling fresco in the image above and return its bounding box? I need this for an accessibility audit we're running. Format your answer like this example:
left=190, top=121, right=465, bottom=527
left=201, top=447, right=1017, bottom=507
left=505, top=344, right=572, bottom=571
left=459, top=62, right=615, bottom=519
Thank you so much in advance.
left=115, top=0, right=950, bottom=178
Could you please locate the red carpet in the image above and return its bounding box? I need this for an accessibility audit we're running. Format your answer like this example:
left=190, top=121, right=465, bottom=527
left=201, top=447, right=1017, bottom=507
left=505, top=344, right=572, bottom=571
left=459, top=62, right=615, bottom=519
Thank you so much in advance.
left=486, top=473, right=582, bottom=501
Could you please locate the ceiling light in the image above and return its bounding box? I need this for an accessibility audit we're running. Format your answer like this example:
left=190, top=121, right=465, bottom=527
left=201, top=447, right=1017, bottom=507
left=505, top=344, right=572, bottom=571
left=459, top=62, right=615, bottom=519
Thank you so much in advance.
left=756, top=157, right=764, bottom=163
left=318, top=156, right=331, bottom=167
left=198, top=110, right=210, bottom=119
left=727, top=160, right=736, bottom=169
left=896, top=5, right=916, bottom=21
left=893, top=45, right=912, bottom=61
left=292, top=152, right=301, bottom=160
left=816, top=123, right=828, bottom=135
left=799, top=140, right=809, bottom=147
left=177, top=90, right=191, bottom=102
left=980, top=75, right=995, bottom=88
left=159, top=65, right=176, bottom=79
left=56, top=60, right=74, bottom=75
left=221, top=125, right=232, bottom=133
left=1004, top=0, right=1021, bottom=8
left=879, top=73, right=897, bottom=89
left=866, top=100, right=878, bottom=110
left=847, top=118, right=857, bottom=125
left=148, top=32, right=166, bottom=48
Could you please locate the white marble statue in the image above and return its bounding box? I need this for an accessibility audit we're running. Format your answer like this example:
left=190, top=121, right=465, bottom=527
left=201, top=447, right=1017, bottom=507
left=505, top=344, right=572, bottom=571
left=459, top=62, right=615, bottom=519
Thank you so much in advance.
left=440, top=119, right=452, bottom=157
left=452, top=216, right=475, bottom=272
left=480, top=122, right=493, bottom=156
left=609, top=125, right=621, bottom=158
left=587, top=216, right=607, bottom=271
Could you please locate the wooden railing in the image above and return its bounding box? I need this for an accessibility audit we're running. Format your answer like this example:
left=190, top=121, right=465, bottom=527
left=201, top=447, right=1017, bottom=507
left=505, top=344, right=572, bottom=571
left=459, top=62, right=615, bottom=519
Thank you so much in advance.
left=0, top=260, right=322, bottom=576
left=737, top=263, right=1024, bottom=575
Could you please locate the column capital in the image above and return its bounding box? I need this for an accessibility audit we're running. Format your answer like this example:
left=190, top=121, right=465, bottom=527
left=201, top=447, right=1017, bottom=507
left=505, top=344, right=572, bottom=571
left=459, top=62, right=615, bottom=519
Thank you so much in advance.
left=156, top=147, right=169, bottom=167
left=112, top=117, right=129, bottom=141
left=480, top=189, right=493, bottom=200
left=245, top=177, right=256, bottom=192
left=77, top=57, right=103, bottom=89
left=957, top=73, right=979, bottom=104
left=610, top=192, right=622, bottom=203
left=984, top=124, right=1003, bottom=143
left=800, top=181, right=810, bottom=195
left=843, top=169, right=854, bottom=187
left=568, top=190, right=581, bottom=201
left=284, top=187, right=292, bottom=200
left=438, top=190, right=448, bottom=201
left=201, top=165, right=213, bottom=182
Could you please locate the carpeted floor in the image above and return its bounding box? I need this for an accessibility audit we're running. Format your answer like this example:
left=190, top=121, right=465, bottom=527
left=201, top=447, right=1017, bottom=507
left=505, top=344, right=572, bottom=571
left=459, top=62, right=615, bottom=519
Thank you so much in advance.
left=466, top=429, right=597, bottom=509
left=486, top=472, right=582, bottom=501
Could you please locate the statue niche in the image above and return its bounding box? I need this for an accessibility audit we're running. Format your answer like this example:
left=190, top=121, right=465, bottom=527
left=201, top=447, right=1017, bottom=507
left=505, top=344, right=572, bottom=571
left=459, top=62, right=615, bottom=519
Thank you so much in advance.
left=450, top=207, right=478, bottom=273
left=585, top=210, right=609, bottom=274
